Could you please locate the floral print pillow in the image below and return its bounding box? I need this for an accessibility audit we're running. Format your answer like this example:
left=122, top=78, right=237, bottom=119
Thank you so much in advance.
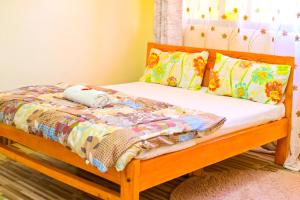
left=140, top=48, right=209, bottom=90
left=207, top=53, right=291, bottom=104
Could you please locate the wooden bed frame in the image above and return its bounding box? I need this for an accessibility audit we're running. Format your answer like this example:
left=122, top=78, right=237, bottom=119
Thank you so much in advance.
left=0, top=43, right=294, bottom=200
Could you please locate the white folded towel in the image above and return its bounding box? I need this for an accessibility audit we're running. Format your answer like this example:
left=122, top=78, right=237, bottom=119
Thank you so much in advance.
left=64, top=85, right=111, bottom=108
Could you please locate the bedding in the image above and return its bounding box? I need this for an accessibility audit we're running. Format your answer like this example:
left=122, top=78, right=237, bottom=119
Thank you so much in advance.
left=105, top=82, right=286, bottom=160
left=140, top=48, right=209, bottom=90
left=0, top=84, right=225, bottom=172
left=207, top=53, right=291, bottom=104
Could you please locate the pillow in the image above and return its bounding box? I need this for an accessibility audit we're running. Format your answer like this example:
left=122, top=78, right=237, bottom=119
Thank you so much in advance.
left=140, top=48, right=209, bottom=90
left=207, top=53, right=291, bottom=104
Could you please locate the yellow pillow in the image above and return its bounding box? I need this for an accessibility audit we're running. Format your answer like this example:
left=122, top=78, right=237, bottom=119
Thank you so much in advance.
left=140, top=48, right=209, bottom=90
left=207, top=53, right=291, bottom=104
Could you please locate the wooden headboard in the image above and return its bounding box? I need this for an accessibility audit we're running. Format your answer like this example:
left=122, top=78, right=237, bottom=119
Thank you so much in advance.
left=146, top=42, right=295, bottom=119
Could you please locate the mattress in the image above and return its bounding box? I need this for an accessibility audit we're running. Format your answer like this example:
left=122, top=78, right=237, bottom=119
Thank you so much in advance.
left=105, top=82, right=285, bottom=160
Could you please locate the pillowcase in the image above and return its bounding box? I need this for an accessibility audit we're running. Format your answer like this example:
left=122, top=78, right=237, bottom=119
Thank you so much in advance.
left=140, top=48, right=209, bottom=90
left=207, top=53, right=291, bottom=104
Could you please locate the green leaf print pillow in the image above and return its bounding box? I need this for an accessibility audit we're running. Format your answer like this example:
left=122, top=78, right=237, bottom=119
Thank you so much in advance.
left=140, top=48, right=209, bottom=90
left=207, top=53, right=291, bottom=104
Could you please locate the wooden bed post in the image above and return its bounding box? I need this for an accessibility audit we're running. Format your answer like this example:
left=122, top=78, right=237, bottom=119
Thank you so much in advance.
left=275, top=137, right=290, bottom=165
left=0, top=137, right=8, bottom=145
left=275, top=60, right=294, bottom=165
left=121, top=159, right=140, bottom=200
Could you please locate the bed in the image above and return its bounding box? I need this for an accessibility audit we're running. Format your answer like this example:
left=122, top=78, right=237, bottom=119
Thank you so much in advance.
left=0, top=43, right=295, bottom=200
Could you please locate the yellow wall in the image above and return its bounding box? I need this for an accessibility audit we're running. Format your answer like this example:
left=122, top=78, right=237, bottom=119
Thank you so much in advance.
left=0, top=0, right=154, bottom=90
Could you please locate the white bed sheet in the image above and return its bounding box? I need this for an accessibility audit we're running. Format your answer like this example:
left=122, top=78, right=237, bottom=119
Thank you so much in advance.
left=105, top=82, right=285, bottom=133
left=104, top=82, right=285, bottom=159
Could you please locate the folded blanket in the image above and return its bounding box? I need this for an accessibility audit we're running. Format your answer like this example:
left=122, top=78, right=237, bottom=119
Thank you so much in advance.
left=0, top=85, right=226, bottom=173
left=64, top=85, right=111, bottom=108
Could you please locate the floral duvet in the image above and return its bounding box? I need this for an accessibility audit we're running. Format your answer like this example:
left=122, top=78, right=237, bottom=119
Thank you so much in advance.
left=0, top=84, right=225, bottom=172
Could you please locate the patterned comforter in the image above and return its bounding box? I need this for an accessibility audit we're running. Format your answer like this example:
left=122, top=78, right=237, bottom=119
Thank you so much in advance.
left=0, top=85, right=225, bottom=172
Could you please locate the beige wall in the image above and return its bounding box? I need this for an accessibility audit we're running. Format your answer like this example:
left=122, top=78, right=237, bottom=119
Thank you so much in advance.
left=0, top=0, right=154, bottom=91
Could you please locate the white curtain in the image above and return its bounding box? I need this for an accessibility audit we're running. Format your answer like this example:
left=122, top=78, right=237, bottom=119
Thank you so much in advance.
left=154, top=0, right=183, bottom=45
left=182, top=0, right=300, bottom=170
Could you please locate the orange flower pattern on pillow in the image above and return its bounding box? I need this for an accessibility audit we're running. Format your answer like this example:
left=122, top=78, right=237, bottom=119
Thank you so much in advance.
left=193, top=56, right=206, bottom=76
left=265, top=81, right=283, bottom=103
left=208, top=71, right=220, bottom=91
left=167, top=76, right=178, bottom=87
left=147, top=52, right=160, bottom=68
left=141, top=48, right=209, bottom=90
left=207, top=53, right=291, bottom=104
left=239, top=60, right=254, bottom=68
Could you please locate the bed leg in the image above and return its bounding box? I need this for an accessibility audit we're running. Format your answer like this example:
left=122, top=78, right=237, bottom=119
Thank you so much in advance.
left=121, top=160, right=140, bottom=200
left=0, top=137, right=7, bottom=145
left=275, top=136, right=289, bottom=165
